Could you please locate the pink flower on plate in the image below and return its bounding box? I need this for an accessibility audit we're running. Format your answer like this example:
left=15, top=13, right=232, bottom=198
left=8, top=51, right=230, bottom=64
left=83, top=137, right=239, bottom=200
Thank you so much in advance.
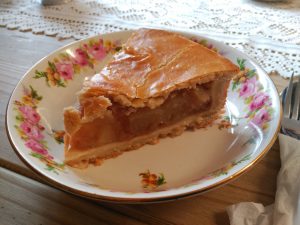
left=250, top=92, right=269, bottom=111
left=251, top=108, right=271, bottom=127
left=19, top=105, right=41, bottom=124
left=239, top=77, right=257, bottom=98
left=20, top=121, right=44, bottom=140
left=87, top=43, right=106, bottom=60
left=73, top=48, right=88, bottom=66
left=55, top=62, right=74, bottom=80
left=25, top=139, right=48, bottom=155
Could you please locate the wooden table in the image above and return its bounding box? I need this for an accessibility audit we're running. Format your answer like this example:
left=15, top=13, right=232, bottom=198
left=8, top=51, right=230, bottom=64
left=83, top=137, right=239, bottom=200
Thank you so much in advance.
left=0, top=28, right=289, bottom=225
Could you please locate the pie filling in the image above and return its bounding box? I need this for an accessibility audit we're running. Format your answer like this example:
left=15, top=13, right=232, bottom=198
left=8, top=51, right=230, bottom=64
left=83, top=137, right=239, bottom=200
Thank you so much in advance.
left=66, top=78, right=229, bottom=155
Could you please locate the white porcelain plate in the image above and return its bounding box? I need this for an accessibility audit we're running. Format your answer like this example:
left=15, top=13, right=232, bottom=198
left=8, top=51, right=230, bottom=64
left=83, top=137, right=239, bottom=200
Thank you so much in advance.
left=6, top=30, right=281, bottom=203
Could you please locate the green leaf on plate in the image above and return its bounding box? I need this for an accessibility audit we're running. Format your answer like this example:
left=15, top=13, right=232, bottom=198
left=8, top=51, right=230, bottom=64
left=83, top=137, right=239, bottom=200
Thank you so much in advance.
left=34, top=70, right=47, bottom=79
left=30, top=152, right=43, bottom=159
left=15, top=115, right=23, bottom=121
left=157, top=174, right=166, bottom=186
left=56, top=80, right=66, bottom=87
left=232, top=81, right=239, bottom=91
left=46, top=165, right=59, bottom=175
left=246, top=69, right=256, bottom=78
left=29, top=85, right=43, bottom=101
left=237, top=58, right=246, bottom=70
left=48, top=61, right=57, bottom=73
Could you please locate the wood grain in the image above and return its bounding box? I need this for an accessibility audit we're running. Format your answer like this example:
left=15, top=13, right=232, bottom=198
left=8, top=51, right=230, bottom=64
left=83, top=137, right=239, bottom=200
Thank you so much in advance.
left=0, top=167, right=146, bottom=225
left=0, top=27, right=289, bottom=225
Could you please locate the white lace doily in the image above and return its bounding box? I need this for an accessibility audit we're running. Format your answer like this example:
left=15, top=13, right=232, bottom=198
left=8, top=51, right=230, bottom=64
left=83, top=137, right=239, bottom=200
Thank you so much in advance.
left=1, top=0, right=300, bottom=77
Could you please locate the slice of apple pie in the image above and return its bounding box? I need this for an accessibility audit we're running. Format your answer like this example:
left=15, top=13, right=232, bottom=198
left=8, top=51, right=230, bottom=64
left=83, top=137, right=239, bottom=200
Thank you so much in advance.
left=64, top=29, right=240, bottom=168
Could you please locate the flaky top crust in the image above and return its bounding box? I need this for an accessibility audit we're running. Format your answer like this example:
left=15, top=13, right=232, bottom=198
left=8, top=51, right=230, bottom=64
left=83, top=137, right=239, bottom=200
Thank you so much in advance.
left=82, top=29, right=239, bottom=107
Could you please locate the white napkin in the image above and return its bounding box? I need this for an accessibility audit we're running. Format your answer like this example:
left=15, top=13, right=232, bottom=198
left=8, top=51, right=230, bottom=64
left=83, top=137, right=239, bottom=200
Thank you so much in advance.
left=227, top=134, right=300, bottom=225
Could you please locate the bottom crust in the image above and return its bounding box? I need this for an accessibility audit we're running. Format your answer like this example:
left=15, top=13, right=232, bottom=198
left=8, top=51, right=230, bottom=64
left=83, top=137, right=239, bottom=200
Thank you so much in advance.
left=65, top=108, right=223, bottom=168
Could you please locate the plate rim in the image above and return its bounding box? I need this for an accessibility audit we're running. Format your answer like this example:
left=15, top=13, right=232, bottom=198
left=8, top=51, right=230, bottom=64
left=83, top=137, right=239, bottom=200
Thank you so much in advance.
left=5, top=29, right=282, bottom=203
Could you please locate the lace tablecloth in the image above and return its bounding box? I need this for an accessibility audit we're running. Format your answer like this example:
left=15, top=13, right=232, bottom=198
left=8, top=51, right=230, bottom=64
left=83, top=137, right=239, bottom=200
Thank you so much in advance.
left=1, top=0, right=300, bottom=77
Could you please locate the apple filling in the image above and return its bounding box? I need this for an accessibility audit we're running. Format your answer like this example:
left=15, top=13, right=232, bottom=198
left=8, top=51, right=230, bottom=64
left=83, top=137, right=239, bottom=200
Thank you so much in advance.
left=67, top=78, right=228, bottom=152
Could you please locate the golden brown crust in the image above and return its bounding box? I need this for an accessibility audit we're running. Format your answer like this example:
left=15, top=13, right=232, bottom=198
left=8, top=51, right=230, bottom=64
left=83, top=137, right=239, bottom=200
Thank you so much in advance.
left=63, top=107, right=82, bottom=135
left=79, top=95, right=112, bottom=122
left=82, top=28, right=239, bottom=108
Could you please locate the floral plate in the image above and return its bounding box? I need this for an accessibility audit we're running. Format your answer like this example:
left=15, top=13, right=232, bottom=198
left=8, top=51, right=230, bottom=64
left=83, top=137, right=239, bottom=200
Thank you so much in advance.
left=6, top=30, right=281, bottom=203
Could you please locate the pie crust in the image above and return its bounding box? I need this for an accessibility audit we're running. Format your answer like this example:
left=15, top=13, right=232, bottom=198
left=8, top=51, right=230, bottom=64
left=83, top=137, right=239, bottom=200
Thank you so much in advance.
left=64, top=29, right=240, bottom=168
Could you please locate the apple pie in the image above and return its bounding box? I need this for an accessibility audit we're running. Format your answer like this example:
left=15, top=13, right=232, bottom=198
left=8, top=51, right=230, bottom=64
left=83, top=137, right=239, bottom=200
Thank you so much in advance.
left=64, top=29, right=240, bottom=168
